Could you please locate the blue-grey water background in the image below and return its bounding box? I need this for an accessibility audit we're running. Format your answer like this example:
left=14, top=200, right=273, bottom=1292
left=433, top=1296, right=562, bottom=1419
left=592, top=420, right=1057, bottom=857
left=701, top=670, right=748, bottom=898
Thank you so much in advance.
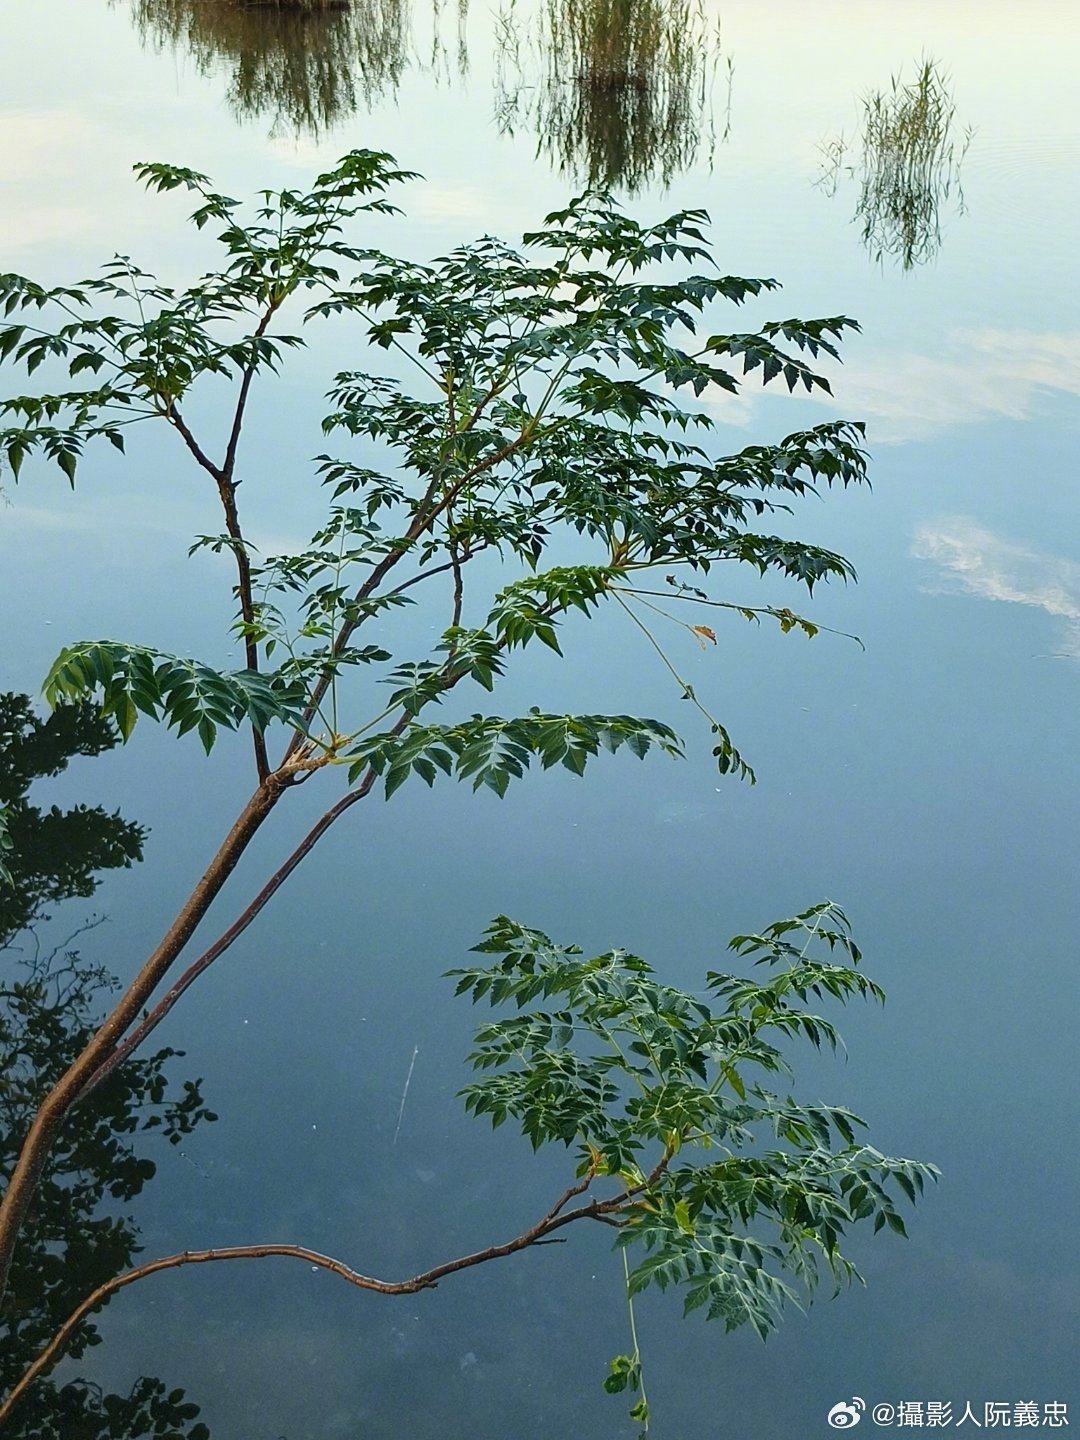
left=1, top=1, right=1078, bottom=1436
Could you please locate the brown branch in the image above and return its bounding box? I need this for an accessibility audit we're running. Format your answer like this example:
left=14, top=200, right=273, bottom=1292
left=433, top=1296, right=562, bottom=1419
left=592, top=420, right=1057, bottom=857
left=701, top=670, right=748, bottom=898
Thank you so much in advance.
left=77, top=724, right=408, bottom=1099
left=169, top=374, right=272, bottom=782
left=0, top=1245, right=420, bottom=1426
left=0, top=1174, right=633, bottom=1425
left=166, top=404, right=224, bottom=483
left=450, top=538, right=465, bottom=630
left=214, top=480, right=268, bottom=782
left=539, top=1167, right=598, bottom=1222
left=1, top=511, right=594, bottom=1316
left=381, top=550, right=482, bottom=603
left=0, top=771, right=292, bottom=1304
left=461, top=373, right=509, bottom=436
left=222, top=307, right=277, bottom=482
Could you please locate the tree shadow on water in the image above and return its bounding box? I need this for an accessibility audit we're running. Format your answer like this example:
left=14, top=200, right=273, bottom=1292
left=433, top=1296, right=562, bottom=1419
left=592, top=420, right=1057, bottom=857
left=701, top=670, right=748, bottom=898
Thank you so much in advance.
left=1, top=694, right=216, bottom=1439
left=128, top=0, right=410, bottom=136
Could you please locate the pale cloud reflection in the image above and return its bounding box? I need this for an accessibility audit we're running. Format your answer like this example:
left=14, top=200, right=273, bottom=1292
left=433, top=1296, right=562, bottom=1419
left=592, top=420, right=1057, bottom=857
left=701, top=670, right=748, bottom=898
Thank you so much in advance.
left=816, top=329, right=1080, bottom=443
left=0, top=111, right=126, bottom=253
left=689, top=329, right=1080, bottom=443
left=913, top=515, right=1080, bottom=659
left=694, top=383, right=755, bottom=428
left=407, top=183, right=499, bottom=226
left=0, top=111, right=97, bottom=183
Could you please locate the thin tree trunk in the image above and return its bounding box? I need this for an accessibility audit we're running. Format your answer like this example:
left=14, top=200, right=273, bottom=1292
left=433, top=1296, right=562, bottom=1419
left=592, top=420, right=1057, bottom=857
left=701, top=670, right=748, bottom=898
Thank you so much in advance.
left=0, top=772, right=289, bottom=1304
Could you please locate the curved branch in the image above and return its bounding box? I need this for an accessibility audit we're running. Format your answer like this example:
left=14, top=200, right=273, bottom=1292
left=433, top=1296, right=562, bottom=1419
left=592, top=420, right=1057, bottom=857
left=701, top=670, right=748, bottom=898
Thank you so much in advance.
left=0, top=1179, right=632, bottom=1425
left=0, top=1244, right=419, bottom=1425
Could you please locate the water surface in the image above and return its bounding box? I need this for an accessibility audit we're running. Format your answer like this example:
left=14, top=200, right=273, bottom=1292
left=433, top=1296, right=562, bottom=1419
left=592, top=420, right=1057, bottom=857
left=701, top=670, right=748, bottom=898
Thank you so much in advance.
left=1, top=2, right=1078, bottom=1437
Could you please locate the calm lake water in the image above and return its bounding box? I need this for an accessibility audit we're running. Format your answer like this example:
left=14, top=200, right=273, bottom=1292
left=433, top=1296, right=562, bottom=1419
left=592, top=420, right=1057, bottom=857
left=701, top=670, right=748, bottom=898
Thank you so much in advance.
left=1, top=2, right=1078, bottom=1437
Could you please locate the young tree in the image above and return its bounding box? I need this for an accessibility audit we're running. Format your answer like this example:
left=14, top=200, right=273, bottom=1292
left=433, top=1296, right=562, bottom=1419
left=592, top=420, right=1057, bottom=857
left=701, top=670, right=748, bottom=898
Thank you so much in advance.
left=0, top=154, right=930, bottom=1427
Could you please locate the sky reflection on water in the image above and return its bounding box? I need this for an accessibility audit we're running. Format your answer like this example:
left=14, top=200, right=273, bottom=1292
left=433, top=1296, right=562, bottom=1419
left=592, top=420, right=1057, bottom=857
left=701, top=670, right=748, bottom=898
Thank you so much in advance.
left=914, top=517, right=1080, bottom=660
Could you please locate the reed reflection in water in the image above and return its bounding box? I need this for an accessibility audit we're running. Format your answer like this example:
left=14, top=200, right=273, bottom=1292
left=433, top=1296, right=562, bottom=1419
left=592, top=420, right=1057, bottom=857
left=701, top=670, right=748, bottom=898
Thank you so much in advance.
left=127, top=0, right=724, bottom=189
left=819, top=57, right=973, bottom=269
left=496, top=0, right=726, bottom=195
left=130, top=0, right=411, bottom=135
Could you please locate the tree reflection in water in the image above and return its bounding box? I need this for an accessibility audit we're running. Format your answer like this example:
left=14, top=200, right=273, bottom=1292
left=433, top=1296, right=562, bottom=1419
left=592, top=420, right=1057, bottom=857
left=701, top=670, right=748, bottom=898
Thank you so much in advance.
left=496, top=0, right=726, bottom=194
left=129, top=0, right=410, bottom=135
left=818, top=58, right=973, bottom=269
left=0, top=695, right=143, bottom=944
left=126, top=0, right=725, bottom=190
left=1, top=695, right=214, bottom=1439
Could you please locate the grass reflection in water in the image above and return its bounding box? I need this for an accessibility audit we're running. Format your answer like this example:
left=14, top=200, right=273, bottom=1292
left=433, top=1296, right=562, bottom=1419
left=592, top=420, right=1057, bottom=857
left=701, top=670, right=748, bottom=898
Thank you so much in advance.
left=496, top=0, right=727, bottom=194
left=128, top=0, right=726, bottom=193
left=818, top=56, right=973, bottom=269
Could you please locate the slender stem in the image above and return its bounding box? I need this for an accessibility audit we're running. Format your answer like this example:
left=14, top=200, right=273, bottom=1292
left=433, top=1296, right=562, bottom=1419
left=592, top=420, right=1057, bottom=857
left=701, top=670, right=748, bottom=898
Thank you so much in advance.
left=614, top=586, right=864, bottom=648
left=168, top=399, right=269, bottom=780
left=610, top=590, right=715, bottom=727
left=222, top=304, right=278, bottom=482
left=163, top=303, right=283, bottom=784
left=622, top=1246, right=650, bottom=1433
left=381, top=545, right=492, bottom=603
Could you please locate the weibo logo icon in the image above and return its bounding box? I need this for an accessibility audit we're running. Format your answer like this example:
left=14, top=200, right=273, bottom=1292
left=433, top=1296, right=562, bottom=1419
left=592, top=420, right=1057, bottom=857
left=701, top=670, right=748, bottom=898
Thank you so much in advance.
left=827, top=1398, right=866, bottom=1428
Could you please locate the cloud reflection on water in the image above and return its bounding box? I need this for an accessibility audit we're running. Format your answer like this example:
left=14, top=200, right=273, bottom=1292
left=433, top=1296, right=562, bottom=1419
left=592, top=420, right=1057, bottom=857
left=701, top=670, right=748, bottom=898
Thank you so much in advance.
left=913, top=515, right=1080, bottom=660
left=816, top=329, right=1080, bottom=443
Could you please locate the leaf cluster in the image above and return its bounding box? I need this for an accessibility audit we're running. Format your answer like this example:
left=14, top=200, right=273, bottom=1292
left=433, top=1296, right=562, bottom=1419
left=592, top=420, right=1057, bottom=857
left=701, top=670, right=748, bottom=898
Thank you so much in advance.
left=42, top=643, right=308, bottom=755
left=0, top=153, right=413, bottom=483
left=2, top=158, right=872, bottom=790
left=348, top=708, right=682, bottom=796
left=451, top=903, right=936, bottom=1340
